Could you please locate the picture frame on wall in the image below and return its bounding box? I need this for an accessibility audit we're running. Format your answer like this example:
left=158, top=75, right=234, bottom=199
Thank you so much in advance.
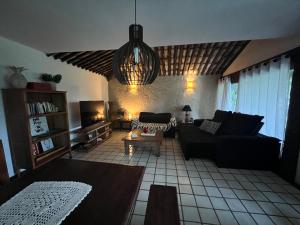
left=29, top=116, right=49, bottom=137
left=40, top=138, right=54, bottom=152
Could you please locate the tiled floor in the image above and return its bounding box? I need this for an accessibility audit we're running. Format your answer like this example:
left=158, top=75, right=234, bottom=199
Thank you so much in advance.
left=71, top=131, right=300, bottom=225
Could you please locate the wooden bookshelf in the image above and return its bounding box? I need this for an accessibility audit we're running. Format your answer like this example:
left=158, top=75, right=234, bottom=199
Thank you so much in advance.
left=2, top=89, right=71, bottom=173
left=28, top=111, right=67, bottom=119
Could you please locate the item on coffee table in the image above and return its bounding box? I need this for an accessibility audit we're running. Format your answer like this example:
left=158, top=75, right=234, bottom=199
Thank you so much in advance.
left=131, top=132, right=138, bottom=138
left=141, top=132, right=156, bottom=136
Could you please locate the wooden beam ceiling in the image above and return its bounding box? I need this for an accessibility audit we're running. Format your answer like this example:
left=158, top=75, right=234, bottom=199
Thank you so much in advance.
left=47, top=40, right=249, bottom=79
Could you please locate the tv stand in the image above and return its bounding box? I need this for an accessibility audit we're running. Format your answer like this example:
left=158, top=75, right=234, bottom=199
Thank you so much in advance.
left=73, top=122, right=112, bottom=151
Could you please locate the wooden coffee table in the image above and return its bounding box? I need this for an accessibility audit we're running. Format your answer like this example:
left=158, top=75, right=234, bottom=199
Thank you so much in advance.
left=122, top=130, right=163, bottom=156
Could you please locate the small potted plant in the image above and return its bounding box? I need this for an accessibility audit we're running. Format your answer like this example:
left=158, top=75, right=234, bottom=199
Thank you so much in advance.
left=41, top=74, right=62, bottom=90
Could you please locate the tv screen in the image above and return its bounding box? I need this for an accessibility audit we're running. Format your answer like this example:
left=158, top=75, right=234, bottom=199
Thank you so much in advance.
left=80, top=101, right=104, bottom=127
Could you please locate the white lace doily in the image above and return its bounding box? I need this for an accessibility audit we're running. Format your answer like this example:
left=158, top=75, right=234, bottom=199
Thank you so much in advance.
left=0, top=181, right=92, bottom=225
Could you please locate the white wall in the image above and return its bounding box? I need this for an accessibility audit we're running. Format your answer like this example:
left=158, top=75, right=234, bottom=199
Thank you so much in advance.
left=108, top=75, right=219, bottom=122
left=224, top=35, right=300, bottom=75
left=0, top=36, right=109, bottom=176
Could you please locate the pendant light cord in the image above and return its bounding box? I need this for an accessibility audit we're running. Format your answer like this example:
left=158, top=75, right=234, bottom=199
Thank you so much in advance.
left=134, top=0, right=136, bottom=25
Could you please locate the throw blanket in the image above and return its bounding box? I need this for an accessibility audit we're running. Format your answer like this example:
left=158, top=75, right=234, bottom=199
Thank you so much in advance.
left=0, top=181, right=92, bottom=225
left=132, top=116, right=177, bottom=132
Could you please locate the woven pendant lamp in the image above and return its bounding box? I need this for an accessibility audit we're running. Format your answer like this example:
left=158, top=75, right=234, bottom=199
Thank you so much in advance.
left=112, top=0, right=160, bottom=85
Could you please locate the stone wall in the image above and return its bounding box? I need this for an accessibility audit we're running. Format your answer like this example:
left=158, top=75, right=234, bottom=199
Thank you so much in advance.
left=108, top=75, right=219, bottom=122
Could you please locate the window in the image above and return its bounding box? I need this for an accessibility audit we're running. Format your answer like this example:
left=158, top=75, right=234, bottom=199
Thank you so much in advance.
left=236, top=56, right=292, bottom=141
left=230, top=83, right=238, bottom=112
left=216, top=56, right=292, bottom=142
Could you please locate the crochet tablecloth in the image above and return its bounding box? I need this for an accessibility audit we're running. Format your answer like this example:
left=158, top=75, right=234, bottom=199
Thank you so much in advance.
left=0, top=181, right=92, bottom=225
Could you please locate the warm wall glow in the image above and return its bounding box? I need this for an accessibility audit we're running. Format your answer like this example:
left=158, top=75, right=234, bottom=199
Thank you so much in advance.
left=96, top=113, right=104, bottom=120
left=124, top=111, right=138, bottom=120
left=188, top=70, right=197, bottom=76
left=128, top=113, right=132, bottom=120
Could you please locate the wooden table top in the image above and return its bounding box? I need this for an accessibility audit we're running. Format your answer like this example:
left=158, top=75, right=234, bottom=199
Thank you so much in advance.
left=0, top=159, right=145, bottom=225
left=122, top=130, right=163, bottom=142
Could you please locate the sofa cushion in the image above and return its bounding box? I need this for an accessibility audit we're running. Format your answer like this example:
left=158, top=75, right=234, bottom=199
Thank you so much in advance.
left=139, top=112, right=171, bottom=123
left=179, top=125, right=216, bottom=144
left=139, top=112, right=154, bottom=118
left=184, top=132, right=216, bottom=144
left=212, top=110, right=232, bottom=135
left=200, top=120, right=221, bottom=135
left=199, top=120, right=210, bottom=131
left=251, top=122, right=264, bottom=135
left=156, top=113, right=172, bottom=123
left=220, top=112, right=264, bottom=135
left=212, top=110, right=232, bottom=123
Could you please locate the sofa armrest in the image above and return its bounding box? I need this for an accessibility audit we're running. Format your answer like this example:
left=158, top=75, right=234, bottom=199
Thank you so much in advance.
left=216, top=135, right=281, bottom=170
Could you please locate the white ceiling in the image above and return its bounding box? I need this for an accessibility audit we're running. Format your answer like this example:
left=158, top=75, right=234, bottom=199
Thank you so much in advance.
left=0, top=0, right=299, bottom=53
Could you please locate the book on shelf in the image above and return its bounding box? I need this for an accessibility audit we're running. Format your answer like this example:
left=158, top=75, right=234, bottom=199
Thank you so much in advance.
left=27, top=102, right=59, bottom=116
left=31, top=138, right=55, bottom=156
left=31, top=143, right=40, bottom=156
left=40, top=138, right=54, bottom=152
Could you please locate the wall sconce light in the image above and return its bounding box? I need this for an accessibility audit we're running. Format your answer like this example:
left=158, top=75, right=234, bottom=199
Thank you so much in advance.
left=186, top=80, right=194, bottom=89
left=185, top=78, right=195, bottom=94
left=128, top=84, right=138, bottom=94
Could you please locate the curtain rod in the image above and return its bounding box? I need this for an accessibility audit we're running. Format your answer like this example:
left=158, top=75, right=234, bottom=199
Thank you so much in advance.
left=219, top=55, right=287, bottom=81
left=224, top=46, right=300, bottom=78
left=240, top=54, right=289, bottom=72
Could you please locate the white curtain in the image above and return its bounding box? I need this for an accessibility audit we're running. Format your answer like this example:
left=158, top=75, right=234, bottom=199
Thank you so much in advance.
left=216, top=76, right=232, bottom=111
left=236, top=56, right=292, bottom=141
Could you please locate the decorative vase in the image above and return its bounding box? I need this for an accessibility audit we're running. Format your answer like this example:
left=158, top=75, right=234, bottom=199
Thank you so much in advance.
left=8, top=66, right=28, bottom=88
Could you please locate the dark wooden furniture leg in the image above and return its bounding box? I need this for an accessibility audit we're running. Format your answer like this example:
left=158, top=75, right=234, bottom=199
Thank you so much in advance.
left=119, top=120, right=123, bottom=130
left=124, top=140, right=130, bottom=154
left=154, top=142, right=160, bottom=157
left=144, top=184, right=180, bottom=225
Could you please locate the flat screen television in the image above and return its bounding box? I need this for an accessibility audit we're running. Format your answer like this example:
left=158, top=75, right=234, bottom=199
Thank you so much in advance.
left=80, top=101, right=104, bottom=128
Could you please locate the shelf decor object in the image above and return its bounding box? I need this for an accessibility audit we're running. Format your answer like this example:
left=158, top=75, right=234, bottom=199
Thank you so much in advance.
left=182, top=105, right=192, bottom=123
left=112, top=0, right=160, bottom=85
left=2, top=89, right=71, bottom=173
left=8, top=66, right=28, bottom=88
left=40, top=74, right=62, bottom=90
